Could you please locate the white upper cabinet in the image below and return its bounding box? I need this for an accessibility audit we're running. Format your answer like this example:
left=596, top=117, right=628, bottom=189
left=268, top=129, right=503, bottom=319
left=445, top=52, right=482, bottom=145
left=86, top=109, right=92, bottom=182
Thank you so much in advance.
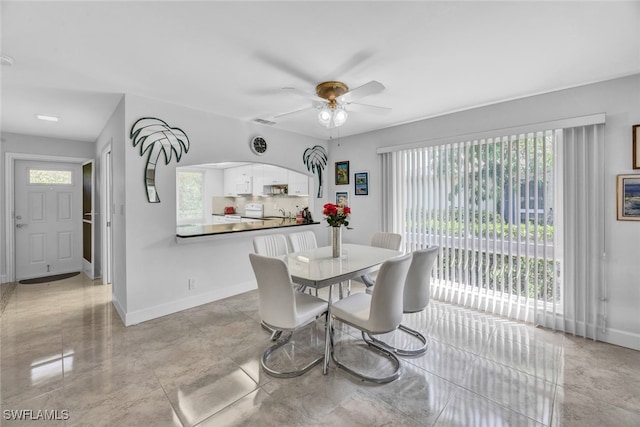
left=223, top=165, right=253, bottom=195
left=223, top=167, right=237, bottom=196
left=235, top=165, right=253, bottom=194
left=288, top=170, right=309, bottom=196
left=262, top=165, right=288, bottom=185
left=252, top=164, right=264, bottom=196
left=221, top=164, right=309, bottom=197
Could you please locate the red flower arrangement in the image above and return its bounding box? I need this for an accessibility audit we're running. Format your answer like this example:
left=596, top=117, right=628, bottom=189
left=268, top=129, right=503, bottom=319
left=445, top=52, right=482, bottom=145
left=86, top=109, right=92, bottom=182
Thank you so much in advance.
left=323, top=203, right=351, bottom=227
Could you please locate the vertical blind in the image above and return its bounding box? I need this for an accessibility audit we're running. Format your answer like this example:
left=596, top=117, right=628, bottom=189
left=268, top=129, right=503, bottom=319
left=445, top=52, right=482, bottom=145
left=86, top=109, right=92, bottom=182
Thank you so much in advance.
left=560, top=124, right=606, bottom=339
left=380, top=120, right=605, bottom=337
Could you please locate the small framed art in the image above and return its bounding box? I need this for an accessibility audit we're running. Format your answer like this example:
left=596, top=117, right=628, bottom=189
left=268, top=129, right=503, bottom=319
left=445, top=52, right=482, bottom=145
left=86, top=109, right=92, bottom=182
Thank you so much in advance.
left=354, top=171, right=369, bottom=195
left=617, top=174, right=640, bottom=221
left=633, top=124, right=640, bottom=169
left=336, top=191, right=349, bottom=207
left=335, top=161, right=349, bottom=185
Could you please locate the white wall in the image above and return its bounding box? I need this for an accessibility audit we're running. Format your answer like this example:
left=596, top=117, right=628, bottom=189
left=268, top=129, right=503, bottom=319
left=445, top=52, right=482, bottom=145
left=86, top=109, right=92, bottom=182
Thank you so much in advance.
left=94, top=96, right=126, bottom=316
left=119, top=94, right=327, bottom=325
left=0, top=133, right=95, bottom=283
left=329, top=74, right=640, bottom=350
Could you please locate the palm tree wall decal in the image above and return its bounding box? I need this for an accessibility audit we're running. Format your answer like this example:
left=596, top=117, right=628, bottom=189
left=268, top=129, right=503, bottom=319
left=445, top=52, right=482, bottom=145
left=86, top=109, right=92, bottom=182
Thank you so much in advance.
left=303, top=145, right=328, bottom=198
left=130, top=117, right=190, bottom=203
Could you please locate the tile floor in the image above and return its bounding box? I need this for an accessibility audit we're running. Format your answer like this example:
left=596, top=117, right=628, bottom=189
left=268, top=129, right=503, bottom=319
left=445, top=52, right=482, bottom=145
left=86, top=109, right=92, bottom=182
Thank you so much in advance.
left=1, top=274, right=639, bottom=426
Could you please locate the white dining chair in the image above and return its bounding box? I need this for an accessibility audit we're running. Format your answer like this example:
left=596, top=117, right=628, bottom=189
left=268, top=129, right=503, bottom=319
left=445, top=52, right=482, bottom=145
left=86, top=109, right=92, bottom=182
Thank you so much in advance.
left=370, top=232, right=403, bottom=251
left=329, top=253, right=412, bottom=383
left=350, top=232, right=403, bottom=292
left=288, top=231, right=319, bottom=295
left=252, top=234, right=289, bottom=256
left=249, top=253, right=328, bottom=378
left=288, top=230, right=317, bottom=253
left=252, top=234, right=290, bottom=339
left=364, top=246, right=439, bottom=356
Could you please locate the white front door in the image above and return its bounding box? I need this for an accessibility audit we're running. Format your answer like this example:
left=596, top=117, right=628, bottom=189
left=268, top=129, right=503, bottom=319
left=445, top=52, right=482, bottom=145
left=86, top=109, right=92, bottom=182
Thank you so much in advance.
left=14, top=160, right=83, bottom=280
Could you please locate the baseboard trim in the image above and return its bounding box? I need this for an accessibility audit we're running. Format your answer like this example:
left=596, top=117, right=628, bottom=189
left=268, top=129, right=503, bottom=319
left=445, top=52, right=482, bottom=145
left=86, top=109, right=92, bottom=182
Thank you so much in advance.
left=0, top=281, right=17, bottom=316
left=121, top=280, right=257, bottom=327
left=112, top=294, right=127, bottom=326
left=596, top=327, right=640, bottom=351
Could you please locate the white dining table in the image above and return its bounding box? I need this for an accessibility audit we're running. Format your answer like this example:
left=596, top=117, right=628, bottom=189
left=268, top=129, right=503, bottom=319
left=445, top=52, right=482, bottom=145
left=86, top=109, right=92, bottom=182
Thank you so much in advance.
left=282, top=243, right=401, bottom=374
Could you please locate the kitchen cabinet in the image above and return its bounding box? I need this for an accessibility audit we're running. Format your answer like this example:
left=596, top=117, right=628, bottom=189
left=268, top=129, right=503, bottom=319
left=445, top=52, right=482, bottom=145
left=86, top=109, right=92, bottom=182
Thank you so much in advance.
left=251, top=164, right=264, bottom=196
left=223, top=167, right=237, bottom=196
left=222, top=164, right=309, bottom=197
left=235, top=165, right=253, bottom=195
left=223, top=166, right=252, bottom=195
left=288, top=170, right=309, bottom=196
left=262, top=165, right=288, bottom=186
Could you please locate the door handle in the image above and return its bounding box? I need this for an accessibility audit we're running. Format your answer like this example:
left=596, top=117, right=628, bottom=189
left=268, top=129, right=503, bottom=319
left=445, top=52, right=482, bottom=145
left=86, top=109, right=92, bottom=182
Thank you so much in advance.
left=16, top=223, right=27, bottom=229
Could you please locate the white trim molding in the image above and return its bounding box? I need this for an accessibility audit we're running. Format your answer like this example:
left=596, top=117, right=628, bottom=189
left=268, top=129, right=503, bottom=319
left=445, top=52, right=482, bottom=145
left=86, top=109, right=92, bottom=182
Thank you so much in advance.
left=4, top=152, right=92, bottom=282
left=119, top=280, right=257, bottom=326
left=377, top=113, right=606, bottom=154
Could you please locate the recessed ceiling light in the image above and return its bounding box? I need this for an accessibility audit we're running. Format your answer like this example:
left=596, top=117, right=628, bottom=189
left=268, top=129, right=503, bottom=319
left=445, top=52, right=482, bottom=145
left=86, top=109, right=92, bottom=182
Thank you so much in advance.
left=36, top=114, right=59, bottom=122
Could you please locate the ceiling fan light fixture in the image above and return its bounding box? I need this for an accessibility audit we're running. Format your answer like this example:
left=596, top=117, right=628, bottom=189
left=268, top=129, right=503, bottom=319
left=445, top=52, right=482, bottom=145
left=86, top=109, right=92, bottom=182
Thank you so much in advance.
left=318, top=108, right=332, bottom=127
left=333, top=108, right=348, bottom=127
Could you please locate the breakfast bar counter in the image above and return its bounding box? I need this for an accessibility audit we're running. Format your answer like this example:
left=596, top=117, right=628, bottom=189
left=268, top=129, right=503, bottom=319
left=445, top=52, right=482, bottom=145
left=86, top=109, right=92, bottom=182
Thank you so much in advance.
left=176, top=217, right=320, bottom=239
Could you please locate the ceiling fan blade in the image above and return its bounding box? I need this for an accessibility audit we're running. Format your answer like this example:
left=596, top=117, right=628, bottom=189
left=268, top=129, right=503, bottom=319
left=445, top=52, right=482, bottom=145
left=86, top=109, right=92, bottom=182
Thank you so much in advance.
left=338, top=80, right=385, bottom=103
left=282, top=87, right=325, bottom=103
left=273, top=106, right=314, bottom=119
left=348, top=102, right=392, bottom=114
left=254, top=52, right=318, bottom=85
left=327, top=49, right=375, bottom=78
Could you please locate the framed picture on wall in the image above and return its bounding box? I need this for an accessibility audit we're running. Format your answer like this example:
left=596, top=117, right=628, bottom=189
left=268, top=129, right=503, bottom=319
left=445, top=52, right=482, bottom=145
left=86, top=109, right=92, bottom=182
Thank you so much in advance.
left=617, top=174, right=640, bottom=221
left=633, top=124, right=640, bottom=169
left=336, top=191, right=349, bottom=206
left=354, top=171, right=369, bottom=195
left=335, top=161, right=349, bottom=185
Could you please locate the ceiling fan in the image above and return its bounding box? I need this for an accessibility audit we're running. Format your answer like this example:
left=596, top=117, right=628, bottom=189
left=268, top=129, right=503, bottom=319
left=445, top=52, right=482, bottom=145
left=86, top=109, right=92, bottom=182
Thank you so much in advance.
left=274, top=80, right=390, bottom=128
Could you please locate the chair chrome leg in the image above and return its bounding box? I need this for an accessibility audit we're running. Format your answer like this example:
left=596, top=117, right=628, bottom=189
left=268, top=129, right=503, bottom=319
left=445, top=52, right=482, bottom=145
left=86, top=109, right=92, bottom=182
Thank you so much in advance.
left=261, top=320, right=282, bottom=341
left=269, top=329, right=283, bottom=341
left=362, top=324, right=428, bottom=356
left=330, top=329, right=402, bottom=384
left=261, top=332, right=323, bottom=378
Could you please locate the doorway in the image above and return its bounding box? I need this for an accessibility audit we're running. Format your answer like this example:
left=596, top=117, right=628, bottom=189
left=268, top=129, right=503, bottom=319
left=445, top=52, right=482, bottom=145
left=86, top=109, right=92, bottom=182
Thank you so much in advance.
left=82, top=160, right=95, bottom=279
left=5, top=153, right=92, bottom=283
left=14, top=159, right=83, bottom=280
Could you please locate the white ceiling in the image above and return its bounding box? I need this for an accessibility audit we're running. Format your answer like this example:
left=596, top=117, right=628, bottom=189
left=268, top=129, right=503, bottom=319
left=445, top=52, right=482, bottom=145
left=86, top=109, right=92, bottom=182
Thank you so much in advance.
left=2, top=1, right=639, bottom=143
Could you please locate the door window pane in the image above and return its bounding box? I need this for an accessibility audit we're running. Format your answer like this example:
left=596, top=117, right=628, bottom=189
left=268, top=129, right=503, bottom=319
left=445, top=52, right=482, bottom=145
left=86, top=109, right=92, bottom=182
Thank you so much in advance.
left=29, top=169, right=73, bottom=185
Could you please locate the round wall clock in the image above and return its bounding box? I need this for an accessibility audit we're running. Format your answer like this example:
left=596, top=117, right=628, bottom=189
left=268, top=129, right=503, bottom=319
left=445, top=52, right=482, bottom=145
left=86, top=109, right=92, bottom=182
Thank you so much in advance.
left=250, top=136, right=267, bottom=155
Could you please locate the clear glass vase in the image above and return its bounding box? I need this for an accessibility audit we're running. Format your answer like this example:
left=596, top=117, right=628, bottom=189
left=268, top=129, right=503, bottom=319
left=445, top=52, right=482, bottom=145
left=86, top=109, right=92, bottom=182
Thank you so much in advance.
left=332, top=226, right=342, bottom=258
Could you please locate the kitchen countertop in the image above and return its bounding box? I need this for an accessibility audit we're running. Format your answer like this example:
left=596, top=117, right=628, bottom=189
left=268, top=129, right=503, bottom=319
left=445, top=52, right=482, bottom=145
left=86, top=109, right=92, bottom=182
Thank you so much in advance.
left=177, top=217, right=320, bottom=238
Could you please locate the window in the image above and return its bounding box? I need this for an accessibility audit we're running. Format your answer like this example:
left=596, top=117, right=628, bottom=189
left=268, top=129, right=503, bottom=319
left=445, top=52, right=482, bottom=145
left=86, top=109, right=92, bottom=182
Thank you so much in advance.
left=382, top=130, right=558, bottom=322
left=29, top=169, right=73, bottom=185
left=382, top=117, right=606, bottom=337
left=177, top=170, right=204, bottom=223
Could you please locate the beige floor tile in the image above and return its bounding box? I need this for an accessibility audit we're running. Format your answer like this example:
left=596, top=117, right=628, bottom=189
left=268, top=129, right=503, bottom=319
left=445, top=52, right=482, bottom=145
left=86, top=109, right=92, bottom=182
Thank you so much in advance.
left=552, top=385, right=640, bottom=427
left=435, top=388, right=545, bottom=426
left=463, top=357, right=555, bottom=425
left=1, top=274, right=638, bottom=427
left=195, top=388, right=305, bottom=427
left=159, top=358, right=258, bottom=426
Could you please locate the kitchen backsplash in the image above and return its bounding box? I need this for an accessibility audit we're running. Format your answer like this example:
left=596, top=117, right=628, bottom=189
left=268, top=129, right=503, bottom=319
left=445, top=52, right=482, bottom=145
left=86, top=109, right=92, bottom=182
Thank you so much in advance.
left=212, top=195, right=309, bottom=218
